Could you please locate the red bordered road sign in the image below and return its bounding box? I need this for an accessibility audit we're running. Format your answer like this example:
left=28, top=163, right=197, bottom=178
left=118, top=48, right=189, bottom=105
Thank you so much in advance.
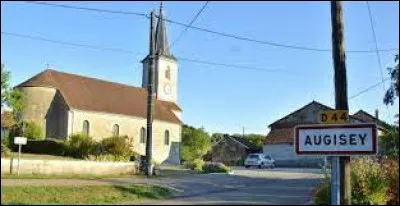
left=294, top=123, right=377, bottom=155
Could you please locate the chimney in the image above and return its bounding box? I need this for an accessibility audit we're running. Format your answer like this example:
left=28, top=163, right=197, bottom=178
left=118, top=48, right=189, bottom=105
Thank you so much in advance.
left=375, top=109, right=379, bottom=123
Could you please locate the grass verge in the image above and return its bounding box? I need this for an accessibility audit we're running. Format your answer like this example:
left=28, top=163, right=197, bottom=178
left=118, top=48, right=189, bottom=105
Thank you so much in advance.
left=1, top=184, right=173, bottom=205
left=1, top=173, right=142, bottom=180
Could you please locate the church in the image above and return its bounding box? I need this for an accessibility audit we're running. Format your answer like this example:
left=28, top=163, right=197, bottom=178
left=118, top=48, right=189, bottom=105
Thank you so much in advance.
left=16, top=3, right=182, bottom=165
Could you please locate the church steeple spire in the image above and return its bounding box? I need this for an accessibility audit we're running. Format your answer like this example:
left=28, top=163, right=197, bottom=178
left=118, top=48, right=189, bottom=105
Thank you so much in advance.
left=155, top=1, right=171, bottom=56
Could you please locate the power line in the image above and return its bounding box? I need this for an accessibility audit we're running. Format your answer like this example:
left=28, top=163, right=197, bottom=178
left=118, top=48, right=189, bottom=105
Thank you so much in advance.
left=21, top=1, right=399, bottom=54
left=169, top=1, right=209, bottom=49
left=23, top=1, right=148, bottom=17
left=349, top=77, right=390, bottom=100
left=366, top=1, right=392, bottom=119
left=1, top=31, right=284, bottom=73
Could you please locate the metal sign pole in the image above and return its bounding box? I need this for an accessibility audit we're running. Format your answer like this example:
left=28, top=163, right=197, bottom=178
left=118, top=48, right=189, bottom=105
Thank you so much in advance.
left=331, top=156, right=340, bottom=205
left=17, top=144, right=21, bottom=176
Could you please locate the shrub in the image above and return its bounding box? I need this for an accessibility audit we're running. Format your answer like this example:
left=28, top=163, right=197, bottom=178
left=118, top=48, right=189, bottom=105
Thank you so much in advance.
left=65, top=134, right=97, bottom=158
left=1, top=143, right=11, bottom=157
left=19, top=138, right=67, bottom=156
left=7, top=121, right=44, bottom=145
left=184, top=159, right=204, bottom=171
left=351, top=157, right=389, bottom=205
left=202, top=162, right=232, bottom=174
left=100, top=136, right=132, bottom=158
left=313, top=157, right=390, bottom=205
left=381, top=158, right=399, bottom=205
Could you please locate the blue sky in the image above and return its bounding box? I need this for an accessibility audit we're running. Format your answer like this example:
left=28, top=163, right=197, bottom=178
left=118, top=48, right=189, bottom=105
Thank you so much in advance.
left=1, top=1, right=399, bottom=135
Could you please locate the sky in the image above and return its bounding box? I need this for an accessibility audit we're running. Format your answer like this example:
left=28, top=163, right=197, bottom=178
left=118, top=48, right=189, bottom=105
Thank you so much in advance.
left=1, top=1, right=399, bottom=135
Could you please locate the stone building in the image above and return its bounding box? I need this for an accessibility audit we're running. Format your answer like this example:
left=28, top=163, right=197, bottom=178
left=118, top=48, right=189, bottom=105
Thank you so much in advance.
left=263, top=101, right=388, bottom=167
left=15, top=3, right=182, bottom=165
left=212, top=135, right=260, bottom=166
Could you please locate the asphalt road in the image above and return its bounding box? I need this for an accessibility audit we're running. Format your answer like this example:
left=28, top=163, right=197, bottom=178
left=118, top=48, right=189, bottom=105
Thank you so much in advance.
left=128, top=167, right=324, bottom=205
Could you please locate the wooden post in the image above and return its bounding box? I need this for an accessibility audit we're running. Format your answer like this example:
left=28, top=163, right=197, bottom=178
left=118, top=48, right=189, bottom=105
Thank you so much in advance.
left=331, top=1, right=351, bottom=204
left=146, top=10, right=156, bottom=177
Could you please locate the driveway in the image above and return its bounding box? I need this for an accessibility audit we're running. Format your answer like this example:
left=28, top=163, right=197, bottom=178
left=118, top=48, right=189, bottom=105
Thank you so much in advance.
left=129, top=167, right=324, bottom=205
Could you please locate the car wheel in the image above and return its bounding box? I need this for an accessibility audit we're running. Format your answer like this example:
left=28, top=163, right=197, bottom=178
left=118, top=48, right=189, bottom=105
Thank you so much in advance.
left=245, top=165, right=250, bottom=169
left=271, top=164, right=275, bottom=169
left=258, top=163, right=263, bottom=169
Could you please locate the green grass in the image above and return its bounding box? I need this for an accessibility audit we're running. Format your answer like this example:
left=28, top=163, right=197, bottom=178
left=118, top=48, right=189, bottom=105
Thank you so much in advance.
left=1, top=173, right=143, bottom=180
left=1, top=184, right=173, bottom=205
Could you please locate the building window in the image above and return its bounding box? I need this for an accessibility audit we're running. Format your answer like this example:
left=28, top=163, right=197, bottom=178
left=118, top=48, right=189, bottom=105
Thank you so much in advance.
left=140, top=127, right=146, bottom=144
left=164, top=130, right=170, bottom=146
left=83, top=120, right=90, bottom=136
left=112, top=124, right=119, bottom=137
left=165, top=67, right=171, bottom=80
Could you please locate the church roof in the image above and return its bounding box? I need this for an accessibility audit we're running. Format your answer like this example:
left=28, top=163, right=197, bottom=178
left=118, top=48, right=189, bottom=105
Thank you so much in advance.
left=16, top=69, right=182, bottom=124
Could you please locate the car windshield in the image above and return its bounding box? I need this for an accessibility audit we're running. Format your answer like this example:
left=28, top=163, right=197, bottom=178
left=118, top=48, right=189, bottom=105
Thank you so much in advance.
left=248, top=155, right=260, bottom=159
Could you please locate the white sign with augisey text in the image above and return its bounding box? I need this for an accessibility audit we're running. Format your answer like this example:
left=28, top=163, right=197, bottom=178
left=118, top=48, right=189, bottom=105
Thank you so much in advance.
left=295, top=123, right=377, bottom=155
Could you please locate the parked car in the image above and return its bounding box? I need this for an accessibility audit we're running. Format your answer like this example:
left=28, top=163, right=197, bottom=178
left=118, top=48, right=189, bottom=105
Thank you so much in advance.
left=244, top=153, right=275, bottom=169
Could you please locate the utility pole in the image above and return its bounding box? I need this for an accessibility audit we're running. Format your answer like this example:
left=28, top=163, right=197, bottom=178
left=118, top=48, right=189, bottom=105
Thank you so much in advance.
left=242, top=126, right=245, bottom=138
left=331, top=1, right=351, bottom=205
left=145, top=10, right=156, bottom=177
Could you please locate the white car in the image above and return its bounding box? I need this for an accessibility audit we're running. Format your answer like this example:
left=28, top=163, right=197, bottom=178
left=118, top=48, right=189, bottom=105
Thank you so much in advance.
left=244, top=153, right=275, bottom=169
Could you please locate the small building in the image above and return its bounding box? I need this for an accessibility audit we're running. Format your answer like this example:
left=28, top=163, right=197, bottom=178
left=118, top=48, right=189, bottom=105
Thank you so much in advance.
left=212, top=135, right=261, bottom=166
left=263, top=101, right=388, bottom=168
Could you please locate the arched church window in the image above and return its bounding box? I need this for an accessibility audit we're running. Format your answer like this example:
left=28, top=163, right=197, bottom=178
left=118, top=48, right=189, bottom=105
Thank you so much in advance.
left=112, top=124, right=119, bottom=137
left=164, top=130, right=170, bottom=146
left=165, top=66, right=171, bottom=80
left=83, top=120, right=90, bottom=136
left=140, top=127, right=146, bottom=144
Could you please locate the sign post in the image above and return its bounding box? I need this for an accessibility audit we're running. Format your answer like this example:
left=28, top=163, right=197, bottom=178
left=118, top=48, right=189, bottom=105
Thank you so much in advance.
left=13, top=137, right=27, bottom=176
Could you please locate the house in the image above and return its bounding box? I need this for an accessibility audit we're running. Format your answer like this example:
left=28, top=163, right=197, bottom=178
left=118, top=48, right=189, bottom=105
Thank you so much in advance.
left=14, top=3, right=183, bottom=165
left=212, top=135, right=261, bottom=166
left=263, top=101, right=388, bottom=167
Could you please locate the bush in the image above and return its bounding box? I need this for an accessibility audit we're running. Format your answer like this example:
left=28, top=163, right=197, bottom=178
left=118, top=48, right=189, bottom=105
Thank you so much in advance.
left=65, top=134, right=97, bottom=158
left=381, top=158, right=399, bottom=205
left=202, top=162, right=232, bottom=174
left=7, top=121, right=44, bottom=145
left=313, top=157, right=390, bottom=205
left=184, top=159, right=204, bottom=171
left=100, top=136, right=132, bottom=158
left=1, top=143, right=11, bottom=157
left=19, top=138, right=67, bottom=156
left=351, top=157, right=389, bottom=205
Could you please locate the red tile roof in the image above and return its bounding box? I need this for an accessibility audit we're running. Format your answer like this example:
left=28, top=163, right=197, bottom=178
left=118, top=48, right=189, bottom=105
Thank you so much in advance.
left=16, top=69, right=182, bottom=124
left=264, top=127, right=294, bottom=144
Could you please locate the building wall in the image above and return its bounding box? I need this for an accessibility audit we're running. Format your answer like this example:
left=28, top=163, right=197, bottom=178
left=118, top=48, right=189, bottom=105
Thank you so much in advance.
left=212, top=137, right=248, bottom=166
left=1, top=158, right=136, bottom=175
left=70, top=109, right=182, bottom=165
left=263, top=144, right=325, bottom=168
left=20, top=87, right=69, bottom=139
left=20, top=87, right=56, bottom=137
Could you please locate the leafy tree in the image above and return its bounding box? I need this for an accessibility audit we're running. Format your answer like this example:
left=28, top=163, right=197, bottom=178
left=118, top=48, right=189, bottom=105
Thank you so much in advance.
left=384, top=55, right=399, bottom=106
left=211, top=133, right=224, bottom=144
left=1, top=64, right=26, bottom=118
left=243, top=134, right=265, bottom=149
left=181, top=124, right=211, bottom=162
left=379, top=128, right=399, bottom=159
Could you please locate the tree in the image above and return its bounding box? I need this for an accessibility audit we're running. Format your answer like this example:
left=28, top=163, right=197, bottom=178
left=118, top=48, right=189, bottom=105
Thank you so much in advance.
left=379, top=127, right=399, bottom=159
left=1, top=64, right=26, bottom=118
left=211, top=133, right=224, bottom=144
left=181, top=124, right=211, bottom=162
left=384, top=55, right=399, bottom=106
left=243, top=134, right=265, bottom=149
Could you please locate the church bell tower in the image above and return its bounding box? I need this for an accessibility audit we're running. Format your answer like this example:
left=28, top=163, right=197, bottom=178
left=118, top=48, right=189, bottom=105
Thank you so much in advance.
left=142, top=2, right=178, bottom=104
